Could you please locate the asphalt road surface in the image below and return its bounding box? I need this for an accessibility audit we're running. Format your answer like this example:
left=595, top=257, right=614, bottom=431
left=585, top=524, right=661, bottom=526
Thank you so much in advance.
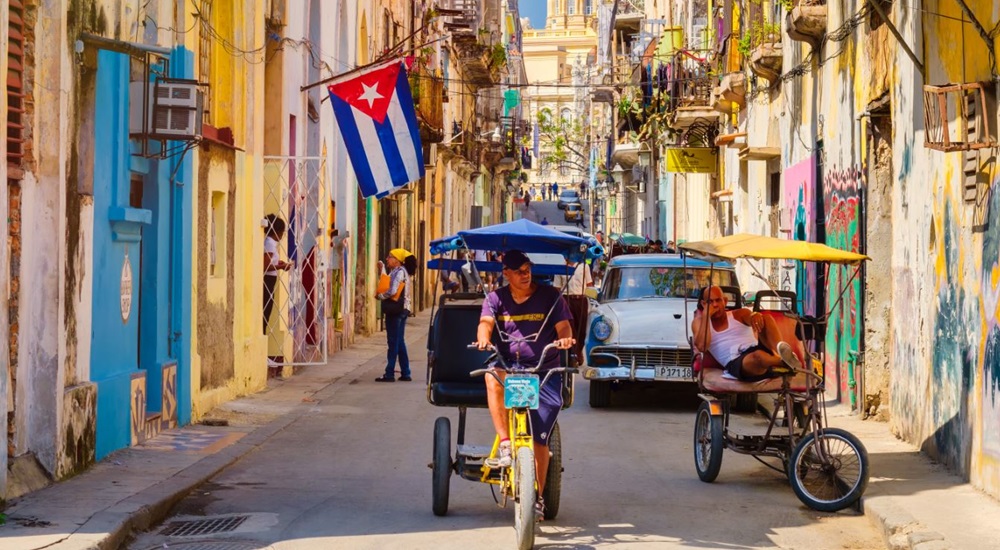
left=127, top=332, right=882, bottom=550
left=523, top=197, right=590, bottom=232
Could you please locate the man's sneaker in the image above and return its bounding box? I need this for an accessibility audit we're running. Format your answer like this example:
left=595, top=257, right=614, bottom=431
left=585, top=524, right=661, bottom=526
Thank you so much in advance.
left=534, top=497, right=545, bottom=521
left=485, top=440, right=512, bottom=468
left=777, top=341, right=803, bottom=370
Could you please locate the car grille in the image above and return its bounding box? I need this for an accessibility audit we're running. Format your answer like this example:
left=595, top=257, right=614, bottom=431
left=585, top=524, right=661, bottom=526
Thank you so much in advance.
left=591, top=347, right=693, bottom=367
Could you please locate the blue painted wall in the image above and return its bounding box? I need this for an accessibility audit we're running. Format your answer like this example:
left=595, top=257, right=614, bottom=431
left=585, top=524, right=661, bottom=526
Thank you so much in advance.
left=169, top=46, right=195, bottom=427
left=91, top=48, right=195, bottom=458
left=92, top=50, right=147, bottom=458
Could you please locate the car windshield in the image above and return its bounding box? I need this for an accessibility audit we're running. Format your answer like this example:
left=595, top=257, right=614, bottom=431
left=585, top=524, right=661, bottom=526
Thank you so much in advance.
left=600, top=267, right=736, bottom=301
left=566, top=204, right=581, bottom=211
left=559, top=191, right=579, bottom=200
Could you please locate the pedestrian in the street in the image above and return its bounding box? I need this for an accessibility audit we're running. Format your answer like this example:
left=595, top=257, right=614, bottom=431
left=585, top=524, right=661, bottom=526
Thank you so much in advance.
left=542, top=185, right=549, bottom=201
left=551, top=182, right=558, bottom=198
left=541, top=216, right=549, bottom=225
left=375, top=248, right=418, bottom=382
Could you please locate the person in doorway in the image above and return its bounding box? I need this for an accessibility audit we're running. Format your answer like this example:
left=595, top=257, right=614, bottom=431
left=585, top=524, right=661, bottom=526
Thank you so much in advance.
left=375, top=249, right=418, bottom=382
left=475, top=250, right=575, bottom=519
left=691, top=286, right=801, bottom=381
left=263, top=215, right=292, bottom=335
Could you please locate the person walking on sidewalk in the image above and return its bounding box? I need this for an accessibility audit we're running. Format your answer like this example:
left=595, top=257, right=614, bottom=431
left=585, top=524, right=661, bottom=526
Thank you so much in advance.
left=375, top=248, right=418, bottom=382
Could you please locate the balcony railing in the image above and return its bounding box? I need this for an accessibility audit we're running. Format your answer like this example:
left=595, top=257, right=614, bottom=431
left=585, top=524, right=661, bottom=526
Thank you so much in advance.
left=667, top=49, right=714, bottom=111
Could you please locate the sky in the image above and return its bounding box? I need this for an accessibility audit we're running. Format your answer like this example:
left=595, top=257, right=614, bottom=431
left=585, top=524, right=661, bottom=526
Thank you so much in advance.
left=520, top=1, right=546, bottom=29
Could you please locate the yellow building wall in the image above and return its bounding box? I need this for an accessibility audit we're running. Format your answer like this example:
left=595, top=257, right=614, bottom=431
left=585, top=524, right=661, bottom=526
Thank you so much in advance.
left=187, top=0, right=268, bottom=420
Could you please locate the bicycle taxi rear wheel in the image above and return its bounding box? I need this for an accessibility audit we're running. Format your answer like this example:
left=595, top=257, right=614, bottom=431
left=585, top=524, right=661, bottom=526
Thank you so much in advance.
left=432, top=416, right=451, bottom=516
left=513, top=446, right=537, bottom=550
left=787, top=427, right=869, bottom=512
left=694, top=401, right=724, bottom=482
left=542, top=422, right=562, bottom=520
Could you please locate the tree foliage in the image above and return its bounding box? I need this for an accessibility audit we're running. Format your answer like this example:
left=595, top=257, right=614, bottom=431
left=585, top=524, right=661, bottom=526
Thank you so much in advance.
left=533, top=107, right=592, bottom=176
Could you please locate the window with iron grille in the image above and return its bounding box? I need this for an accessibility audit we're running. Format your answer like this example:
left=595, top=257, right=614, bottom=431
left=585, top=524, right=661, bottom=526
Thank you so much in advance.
left=199, top=0, right=213, bottom=125
left=8, top=0, right=26, bottom=169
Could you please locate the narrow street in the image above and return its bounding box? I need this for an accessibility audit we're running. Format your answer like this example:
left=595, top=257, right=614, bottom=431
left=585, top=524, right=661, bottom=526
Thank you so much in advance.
left=126, top=321, right=881, bottom=550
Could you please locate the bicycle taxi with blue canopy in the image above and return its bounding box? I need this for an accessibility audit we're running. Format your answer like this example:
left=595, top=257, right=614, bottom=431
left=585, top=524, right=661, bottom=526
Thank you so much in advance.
left=425, top=219, right=603, bottom=548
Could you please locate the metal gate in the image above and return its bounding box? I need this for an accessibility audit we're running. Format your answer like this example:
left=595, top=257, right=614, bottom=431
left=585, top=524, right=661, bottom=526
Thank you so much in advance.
left=263, top=156, right=329, bottom=366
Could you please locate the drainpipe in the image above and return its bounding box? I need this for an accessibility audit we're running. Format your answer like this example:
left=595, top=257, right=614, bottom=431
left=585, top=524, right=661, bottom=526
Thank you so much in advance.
left=855, top=110, right=870, bottom=414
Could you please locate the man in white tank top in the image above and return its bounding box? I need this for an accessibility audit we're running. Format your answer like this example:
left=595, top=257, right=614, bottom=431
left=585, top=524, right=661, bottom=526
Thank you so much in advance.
left=691, top=286, right=801, bottom=381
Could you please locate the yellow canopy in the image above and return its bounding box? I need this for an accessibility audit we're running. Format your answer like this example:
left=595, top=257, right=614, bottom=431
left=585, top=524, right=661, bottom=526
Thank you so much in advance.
left=680, top=233, right=870, bottom=265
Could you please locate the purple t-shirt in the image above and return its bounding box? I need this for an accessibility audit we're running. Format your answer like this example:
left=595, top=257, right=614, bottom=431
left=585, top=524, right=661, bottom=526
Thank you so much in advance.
left=481, top=284, right=572, bottom=370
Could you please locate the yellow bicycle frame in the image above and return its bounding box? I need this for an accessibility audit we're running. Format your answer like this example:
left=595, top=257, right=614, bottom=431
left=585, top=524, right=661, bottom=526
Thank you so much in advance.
left=480, top=406, right=533, bottom=489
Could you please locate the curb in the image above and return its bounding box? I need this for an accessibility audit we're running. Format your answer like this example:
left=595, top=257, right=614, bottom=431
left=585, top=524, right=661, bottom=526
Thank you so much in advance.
left=864, top=492, right=949, bottom=550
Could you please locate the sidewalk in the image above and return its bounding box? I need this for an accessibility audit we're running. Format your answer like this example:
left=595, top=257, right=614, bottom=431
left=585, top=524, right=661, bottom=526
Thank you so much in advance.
left=826, top=405, right=1000, bottom=550
left=3, top=315, right=1000, bottom=550
left=0, top=312, right=431, bottom=550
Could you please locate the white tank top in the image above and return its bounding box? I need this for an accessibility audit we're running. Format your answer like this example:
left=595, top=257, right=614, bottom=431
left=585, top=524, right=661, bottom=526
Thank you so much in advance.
left=707, top=311, right=758, bottom=365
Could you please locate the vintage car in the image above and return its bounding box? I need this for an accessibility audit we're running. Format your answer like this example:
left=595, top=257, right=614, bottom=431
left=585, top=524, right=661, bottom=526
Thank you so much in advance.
left=563, top=202, right=583, bottom=222
left=582, top=254, right=740, bottom=407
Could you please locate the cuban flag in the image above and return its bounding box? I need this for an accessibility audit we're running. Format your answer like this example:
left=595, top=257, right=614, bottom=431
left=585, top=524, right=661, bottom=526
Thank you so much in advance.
left=328, top=61, right=424, bottom=199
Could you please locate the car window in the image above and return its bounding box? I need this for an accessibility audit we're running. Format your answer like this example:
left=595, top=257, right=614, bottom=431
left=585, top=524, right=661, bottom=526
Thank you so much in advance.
left=567, top=204, right=581, bottom=211
left=559, top=190, right=579, bottom=199
left=600, top=267, right=736, bottom=301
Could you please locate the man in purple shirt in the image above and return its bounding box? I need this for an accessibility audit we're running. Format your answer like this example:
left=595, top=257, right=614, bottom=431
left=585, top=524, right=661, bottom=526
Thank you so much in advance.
left=475, top=250, right=574, bottom=519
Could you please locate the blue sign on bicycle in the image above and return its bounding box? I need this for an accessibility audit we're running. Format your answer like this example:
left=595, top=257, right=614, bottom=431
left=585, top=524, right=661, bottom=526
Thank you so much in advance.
left=504, top=374, right=540, bottom=409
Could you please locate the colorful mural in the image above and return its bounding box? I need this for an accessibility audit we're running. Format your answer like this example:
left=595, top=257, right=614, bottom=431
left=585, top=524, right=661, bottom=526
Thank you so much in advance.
left=783, top=155, right=818, bottom=316
left=824, top=165, right=863, bottom=406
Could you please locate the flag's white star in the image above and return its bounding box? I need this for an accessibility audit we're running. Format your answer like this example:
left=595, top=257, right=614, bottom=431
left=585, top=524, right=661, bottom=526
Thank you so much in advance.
left=358, top=82, right=384, bottom=108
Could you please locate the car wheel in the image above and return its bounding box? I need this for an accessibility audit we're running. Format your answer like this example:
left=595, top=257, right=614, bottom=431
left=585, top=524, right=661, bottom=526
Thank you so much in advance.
left=589, top=380, right=611, bottom=408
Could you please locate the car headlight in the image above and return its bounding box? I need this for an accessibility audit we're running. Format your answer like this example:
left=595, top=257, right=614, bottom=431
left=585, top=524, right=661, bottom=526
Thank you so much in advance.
left=592, top=317, right=612, bottom=341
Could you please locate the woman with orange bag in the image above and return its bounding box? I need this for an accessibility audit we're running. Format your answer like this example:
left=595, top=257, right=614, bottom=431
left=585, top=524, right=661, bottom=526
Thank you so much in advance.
left=375, top=248, right=417, bottom=382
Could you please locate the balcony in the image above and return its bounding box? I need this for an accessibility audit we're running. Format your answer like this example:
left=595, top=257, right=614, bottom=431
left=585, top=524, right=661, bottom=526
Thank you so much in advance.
left=667, top=50, right=718, bottom=130
left=713, top=73, right=747, bottom=113
left=749, top=41, right=782, bottom=82
left=415, top=76, right=445, bottom=143
left=786, top=3, right=828, bottom=47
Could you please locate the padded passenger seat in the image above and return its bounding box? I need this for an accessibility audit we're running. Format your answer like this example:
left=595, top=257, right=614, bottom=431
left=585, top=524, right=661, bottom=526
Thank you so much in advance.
left=428, top=301, right=492, bottom=407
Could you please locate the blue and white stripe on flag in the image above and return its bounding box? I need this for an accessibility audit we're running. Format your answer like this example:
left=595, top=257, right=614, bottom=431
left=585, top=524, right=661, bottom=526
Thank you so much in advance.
left=328, top=61, right=424, bottom=199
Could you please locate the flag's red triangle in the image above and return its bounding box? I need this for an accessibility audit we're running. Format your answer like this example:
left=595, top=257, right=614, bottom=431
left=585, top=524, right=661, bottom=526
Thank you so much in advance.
left=327, top=62, right=401, bottom=124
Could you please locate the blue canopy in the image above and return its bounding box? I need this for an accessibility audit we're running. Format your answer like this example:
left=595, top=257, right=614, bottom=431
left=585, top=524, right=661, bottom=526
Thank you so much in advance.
left=429, top=219, right=603, bottom=263
left=426, top=258, right=576, bottom=276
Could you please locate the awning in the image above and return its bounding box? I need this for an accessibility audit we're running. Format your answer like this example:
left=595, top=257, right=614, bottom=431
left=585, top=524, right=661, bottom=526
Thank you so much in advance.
left=679, top=233, right=870, bottom=264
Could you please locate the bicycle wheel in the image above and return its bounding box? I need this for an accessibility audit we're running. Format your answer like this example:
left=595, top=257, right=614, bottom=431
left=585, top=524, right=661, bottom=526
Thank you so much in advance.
left=787, top=427, right=869, bottom=512
left=513, top=446, right=536, bottom=550
left=432, top=417, right=451, bottom=516
left=694, top=401, right=724, bottom=482
left=542, top=422, right=561, bottom=520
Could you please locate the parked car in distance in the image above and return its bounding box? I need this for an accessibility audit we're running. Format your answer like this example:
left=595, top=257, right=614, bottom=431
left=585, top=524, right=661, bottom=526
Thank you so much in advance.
left=557, top=189, right=581, bottom=209
left=582, top=254, right=739, bottom=407
left=563, top=202, right=583, bottom=222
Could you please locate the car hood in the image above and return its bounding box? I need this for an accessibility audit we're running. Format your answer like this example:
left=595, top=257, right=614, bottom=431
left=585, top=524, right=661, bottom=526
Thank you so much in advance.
left=593, top=299, right=696, bottom=346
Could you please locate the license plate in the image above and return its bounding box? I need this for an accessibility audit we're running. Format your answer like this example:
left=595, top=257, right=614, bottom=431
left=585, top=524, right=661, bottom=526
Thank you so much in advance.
left=504, top=374, right=540, bottom=410
left=654, top=366, right=693, bottom=380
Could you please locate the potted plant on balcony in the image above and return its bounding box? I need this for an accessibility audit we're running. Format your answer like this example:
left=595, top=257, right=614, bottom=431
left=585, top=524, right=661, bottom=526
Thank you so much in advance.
left=737, top=21, right=782, bottom=82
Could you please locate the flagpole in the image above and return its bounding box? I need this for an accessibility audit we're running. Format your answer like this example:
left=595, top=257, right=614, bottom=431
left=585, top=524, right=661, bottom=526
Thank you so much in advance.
left=300, top=35, right=450, bottom=93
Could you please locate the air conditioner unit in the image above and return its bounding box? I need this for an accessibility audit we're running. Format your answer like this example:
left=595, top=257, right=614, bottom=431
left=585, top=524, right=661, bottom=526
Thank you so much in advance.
left=129, top=79, right=204, bottom=140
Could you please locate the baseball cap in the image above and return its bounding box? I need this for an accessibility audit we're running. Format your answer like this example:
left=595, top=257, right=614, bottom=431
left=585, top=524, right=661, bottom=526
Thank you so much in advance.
left=502, top=250, right=532, bottom=270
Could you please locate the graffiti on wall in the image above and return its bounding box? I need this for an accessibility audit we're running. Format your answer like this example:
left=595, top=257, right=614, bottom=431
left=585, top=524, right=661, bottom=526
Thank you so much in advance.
left=783, top=156, right=818, bottom=316
left=824, top=165, right=863, bottom=403
left=927, top=201, right=977, bottom=472
left=981, top=187, right=1000, bottom=459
